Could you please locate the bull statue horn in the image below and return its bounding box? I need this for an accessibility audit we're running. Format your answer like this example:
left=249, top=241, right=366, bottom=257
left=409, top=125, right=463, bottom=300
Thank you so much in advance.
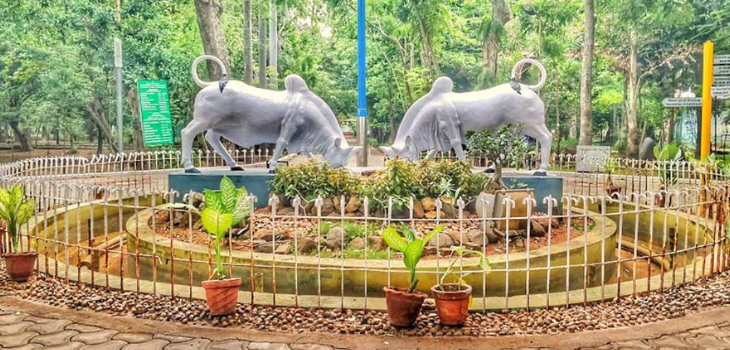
left=379, top=146, right=395, bottom=157
left=352, top=146, right=363, bottom=155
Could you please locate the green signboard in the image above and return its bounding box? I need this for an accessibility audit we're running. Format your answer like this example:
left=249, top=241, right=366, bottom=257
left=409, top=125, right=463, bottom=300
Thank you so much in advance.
left=138, top=80, right=174, bottom=146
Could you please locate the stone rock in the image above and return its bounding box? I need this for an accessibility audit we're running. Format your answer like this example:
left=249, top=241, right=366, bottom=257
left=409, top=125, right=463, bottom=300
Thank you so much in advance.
left=529, top=219, right=546, bottom=237
left=639, top=137, right=656, bottom=161
left=425, top=211, right=437, bottom=219
left=297, top=237, right=318, bottom=254
left=325, top=227, right=346, bottom=250
left=445, top=230, right=462, bottom=245
left=253, top=240, right=275, bottom=253
left=345, top=196, right=361, bottom=213
left=422, top=197, right=436, bottom=211
left=441, top=202, right=456, bottom=218
left=253, top=229, right=277, bottom=242
left=412, top=200, right=425, bottom=219
left=427, top=233, right=454, bottom=248
left=466, top=229, right=485, bottom=246
left=278, top=207, right=295, bottom=216
left=348, top=237, right=365, bottom=250
left=368, top=236, right=386, bottom=250
left=320, top=198, right=335, bottom=216
left=275, top=242, right=291, bottom=254
left=191, top=192, right=205, bottom=209
left=478, top=221, right=500, bottom=244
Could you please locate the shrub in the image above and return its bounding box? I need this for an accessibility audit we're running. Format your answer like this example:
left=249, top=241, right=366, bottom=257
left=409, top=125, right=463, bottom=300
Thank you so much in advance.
left=466, top=124, right=529, bottom=192
left=270, top=161, right=360, bottom=201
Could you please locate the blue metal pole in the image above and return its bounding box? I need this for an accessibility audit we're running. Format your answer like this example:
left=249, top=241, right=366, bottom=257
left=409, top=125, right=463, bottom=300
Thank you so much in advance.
left=357, top=0, right=367, bottom=166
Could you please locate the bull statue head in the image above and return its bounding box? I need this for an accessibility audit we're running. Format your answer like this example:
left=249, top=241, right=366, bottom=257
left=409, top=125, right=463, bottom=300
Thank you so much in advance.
left=380, top=136, right=418, bottom=160
left=325, top=138, right=362, bottom=168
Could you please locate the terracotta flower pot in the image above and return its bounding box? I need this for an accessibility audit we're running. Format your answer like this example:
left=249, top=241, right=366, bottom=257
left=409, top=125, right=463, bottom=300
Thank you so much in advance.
left=431, top=284, right=472, bottom=326
left=202, top=278, right=241, bottom=316
left=2, top=252, right=37, bottom=282
left=383, top=286, right=426, bottom=327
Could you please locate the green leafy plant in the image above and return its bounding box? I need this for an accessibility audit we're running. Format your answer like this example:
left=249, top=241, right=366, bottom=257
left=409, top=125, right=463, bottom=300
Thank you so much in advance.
left=654, top=143, right=681, bottom=188
left=466, top=123, right=530, bottom=193
left=201, top=176, right=251, bottom=279
left=0, top=185, right=35, bottom=253
left=269, top=161, right=360, bottom=201
left=438, top=246, right=490, bottom=288
left=381, top=224, right=445, bottom=293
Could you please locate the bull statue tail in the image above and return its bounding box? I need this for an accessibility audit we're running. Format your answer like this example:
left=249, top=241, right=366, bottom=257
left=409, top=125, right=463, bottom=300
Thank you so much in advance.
left=510, top=59, right=547, bottom=92
left=191, top=55, right=228, bottom=91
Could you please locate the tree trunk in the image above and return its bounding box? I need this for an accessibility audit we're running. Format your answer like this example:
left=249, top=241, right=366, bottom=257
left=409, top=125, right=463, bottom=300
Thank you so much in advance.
left=243, top=0, right=253, bottom=84
left=481, top=0, right=511, bottom=82
left=268, top=0, right=278, bottom=88
left=417, top=17, right=440, bottom=77
left=578, top=0, right=595, bottom=146
left=9, top=121, right=32, bottom=152
left=626, top=30, right=641, bottom=157
left=97, top=126, right=104, bottom=155
left=555, top=69, right=561, bottom=152
left=257, top=1, right=267, bottom=88
left=86, top=97, right=120, bottom=154
left=194, top=0, right=231, bottom=81
left=666, top=109, right=676, bottom=144
left=569, top=115, right=578, bottom=139
left=126, top=87, right=146, bottom=151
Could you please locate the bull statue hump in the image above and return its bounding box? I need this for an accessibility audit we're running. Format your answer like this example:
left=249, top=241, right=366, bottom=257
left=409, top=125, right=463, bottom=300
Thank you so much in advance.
left=181, top=55, right=361, bottom=174
left=381, top=59, right=553, bottom=175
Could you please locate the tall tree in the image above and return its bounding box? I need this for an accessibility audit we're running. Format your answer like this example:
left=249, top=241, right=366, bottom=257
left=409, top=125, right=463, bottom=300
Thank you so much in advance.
left=194, top=0, right=231, bottom=80
left=258, top=1, right=267, bottom=88
left=243, top=0, right=253, bottom=84
left=578, top=0, right=595, bottom=146
left=268, top=0, right=278, bottom=88
left=481, top=0, right=511, bottom=83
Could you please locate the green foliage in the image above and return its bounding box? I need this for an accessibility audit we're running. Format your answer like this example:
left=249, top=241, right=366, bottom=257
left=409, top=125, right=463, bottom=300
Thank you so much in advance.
left=0, top=185, right=35, bottom=253
left=201, top=176, right=251, bottom=280
left=466, top=124, right=530, bottom=171
left=654, top=143, right=682, bottom=188
left=439, top=246, right=490, bottom=287
left=269, top=161, right=360, bottom=201
left=382, top=224, right=444, bottom=293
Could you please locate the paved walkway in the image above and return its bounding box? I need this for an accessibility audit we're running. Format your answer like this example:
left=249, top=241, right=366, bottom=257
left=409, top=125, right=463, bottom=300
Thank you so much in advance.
left=3, top=297, right=730, bottom=349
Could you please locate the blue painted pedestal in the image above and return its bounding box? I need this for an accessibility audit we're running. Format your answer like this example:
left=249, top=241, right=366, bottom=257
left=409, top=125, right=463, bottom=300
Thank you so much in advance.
left=503, top=175, right=564, bottom=214
left=168, top=168, right=273, bottom=208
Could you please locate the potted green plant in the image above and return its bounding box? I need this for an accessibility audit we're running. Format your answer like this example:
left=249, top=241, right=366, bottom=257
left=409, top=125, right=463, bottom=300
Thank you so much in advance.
left=431, top=246, right=490, bottom=326
left=0, top=185, right=37, bottom=282
left=381, top=224, right=444, bottom=327
left=200, top=176, right=251, bottom=315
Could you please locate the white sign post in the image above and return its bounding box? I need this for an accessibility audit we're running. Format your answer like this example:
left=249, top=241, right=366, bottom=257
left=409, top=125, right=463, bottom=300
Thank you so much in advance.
left=714, top=54, right=730, bottom=65
left=662, top=98, right=703, bottom=108
left=711, top=86, right=730, bottom=99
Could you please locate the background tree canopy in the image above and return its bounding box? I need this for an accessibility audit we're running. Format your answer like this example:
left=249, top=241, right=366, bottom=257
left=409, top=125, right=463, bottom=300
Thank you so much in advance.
left=0, top=0, right=728, bottom=158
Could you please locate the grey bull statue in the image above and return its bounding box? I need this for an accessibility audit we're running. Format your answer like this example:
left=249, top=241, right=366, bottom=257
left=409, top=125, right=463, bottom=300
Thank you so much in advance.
left=181, top=55, right=361, bottom=173
left=381, top=59, right=552, bottom=175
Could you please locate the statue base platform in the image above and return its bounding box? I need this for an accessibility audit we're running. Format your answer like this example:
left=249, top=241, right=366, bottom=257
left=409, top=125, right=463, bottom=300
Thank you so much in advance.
left=168, top=168, right=273, bottom=208
left=503, top=174, right=564, bottom=213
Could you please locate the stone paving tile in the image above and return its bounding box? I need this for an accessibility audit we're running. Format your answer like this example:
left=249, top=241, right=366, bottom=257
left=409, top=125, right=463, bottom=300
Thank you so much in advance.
left=26, top=319, right=73, bottom=334
left=0, top=320, right=33, bottom=335
left=645, top=335, right=693, bottom=349
left=122, top=339, right=170, bottom=350
left=605, top=340, right=653, bottom=349
left=73, top=329, right=120, bottom=344
left=290, top=344, right=334, bottom=350
left=45, top=342, right=86, bottom=350
left=164, top=338, right=212, bottom=349
left=113, top=332, right=153, bottom=343
left=248, top=342, right=293, bottom=350
left=32, top=330, right=80, bottom=346
left=690, top=326, right=730, bottom=338
left=66, top=324, right=104, bottom=333
left=79, top=340, right=129, bottom=350
left=154, top=334, right=193, bottom=343
left=683, top=334, right=730, bottom=349
left=0, top=312, right=28, bottom=325
left=6, top=344, right=43, bottom=350
left=0, top=331, right=40, bottom=348
left=210, top=339, right=248, bottom=349
left=25, top=316, right=58, bottom=323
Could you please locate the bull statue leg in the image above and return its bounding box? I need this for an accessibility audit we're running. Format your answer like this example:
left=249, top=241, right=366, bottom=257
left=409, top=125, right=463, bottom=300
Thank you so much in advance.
left=268, top=114, right=301, bottom=173
left=425, top=149, right=439, bottom=159
left=524, top=123, right=552, bottom=176
left=181, top=119, right=211, bottom=173
left=436, top=104, right=465, bottom=158
left=205, top=130, right=244, bottom=171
